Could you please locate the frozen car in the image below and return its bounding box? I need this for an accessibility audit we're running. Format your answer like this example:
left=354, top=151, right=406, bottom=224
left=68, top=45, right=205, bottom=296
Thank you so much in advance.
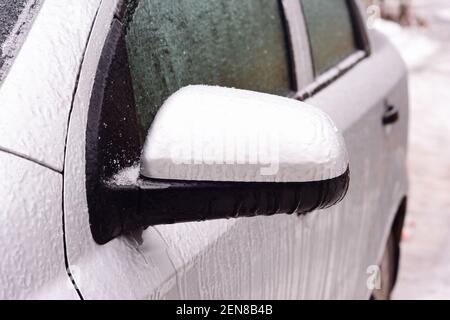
left=0, top=0, right=408, bottom=299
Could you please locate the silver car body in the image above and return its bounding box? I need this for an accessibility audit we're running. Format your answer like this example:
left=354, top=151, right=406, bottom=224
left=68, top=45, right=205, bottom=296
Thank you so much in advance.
left=0, top=0, right=408, bottom=299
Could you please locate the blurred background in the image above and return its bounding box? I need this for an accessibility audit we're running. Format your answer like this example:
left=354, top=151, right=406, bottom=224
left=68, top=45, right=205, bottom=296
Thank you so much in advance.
left=365, top=0, right=450, bottom=299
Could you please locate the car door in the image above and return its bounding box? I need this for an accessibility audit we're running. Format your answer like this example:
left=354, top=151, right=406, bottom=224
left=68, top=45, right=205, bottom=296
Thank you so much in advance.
left=295, top=0, right=408, bottom=298
left=63, top=0, right=407, bottom=299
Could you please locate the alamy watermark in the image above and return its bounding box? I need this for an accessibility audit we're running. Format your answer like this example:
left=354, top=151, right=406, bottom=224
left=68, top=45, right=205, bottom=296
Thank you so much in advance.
left=169, top=125, right=281, bottom=176
left=366, top=4, right=381, bottom=29
left=366, top=265, right=382, bottom=290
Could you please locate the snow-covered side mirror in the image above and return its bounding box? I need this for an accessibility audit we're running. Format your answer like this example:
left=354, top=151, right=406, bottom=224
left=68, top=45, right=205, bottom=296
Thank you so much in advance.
left=90, top=86, right=349, bottom=244
left=141, top=85, right=349, bottom=183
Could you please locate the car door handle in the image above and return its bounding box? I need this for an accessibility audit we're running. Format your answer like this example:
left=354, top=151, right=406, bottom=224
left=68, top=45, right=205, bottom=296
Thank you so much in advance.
left=382, top=101, right=399, bottom=126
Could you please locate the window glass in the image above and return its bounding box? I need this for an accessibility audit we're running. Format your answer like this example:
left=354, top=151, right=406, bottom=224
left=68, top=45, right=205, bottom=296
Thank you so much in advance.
left=126, top=0, right=292, bottom=135
left=301, top=0, right=358, bottom=76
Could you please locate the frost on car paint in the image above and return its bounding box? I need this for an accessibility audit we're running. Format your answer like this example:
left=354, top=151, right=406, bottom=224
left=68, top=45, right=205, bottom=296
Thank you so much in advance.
left=0, top=0, right=101, bottom=171
left=0, top=0, right=102, bottom=299
left=0, top=151, right=78, bottom=299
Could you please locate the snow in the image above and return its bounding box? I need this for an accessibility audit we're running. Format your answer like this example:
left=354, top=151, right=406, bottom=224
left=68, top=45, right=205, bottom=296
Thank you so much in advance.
left=374, top=19, right=440, bottom=70
left=140, top=85, right=348, bottom=183
left=374, top=6, right=450, bottom=299
left=435, top=9, right=450, bottom=22
left=109, top=164, right=140, bottom=186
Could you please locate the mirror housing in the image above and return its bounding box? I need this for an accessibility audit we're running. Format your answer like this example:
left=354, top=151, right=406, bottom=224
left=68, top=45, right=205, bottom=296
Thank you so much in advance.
left=88, top=86, right=349, bottom=244
left=141, top=85, right=348, bottom=182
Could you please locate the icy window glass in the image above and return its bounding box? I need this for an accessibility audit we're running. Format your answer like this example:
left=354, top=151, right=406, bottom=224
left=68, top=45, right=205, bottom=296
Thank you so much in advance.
left=126, top=0, right=292, bottom=135
left=0, top=0, right=40, bottom=83
left=301, top=0, right=358, bottom=75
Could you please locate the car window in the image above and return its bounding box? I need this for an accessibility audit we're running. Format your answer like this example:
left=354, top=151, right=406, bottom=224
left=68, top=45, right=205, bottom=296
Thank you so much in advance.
left=0, top=0, right=41, bottom=83
left=301, top=0, right=358, bottom=76
left=126, top=0, right=293, bottom=135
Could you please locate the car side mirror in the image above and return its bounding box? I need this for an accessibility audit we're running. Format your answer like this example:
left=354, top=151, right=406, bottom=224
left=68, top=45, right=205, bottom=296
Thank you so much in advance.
left=89, top=86, right=349, bottom=244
